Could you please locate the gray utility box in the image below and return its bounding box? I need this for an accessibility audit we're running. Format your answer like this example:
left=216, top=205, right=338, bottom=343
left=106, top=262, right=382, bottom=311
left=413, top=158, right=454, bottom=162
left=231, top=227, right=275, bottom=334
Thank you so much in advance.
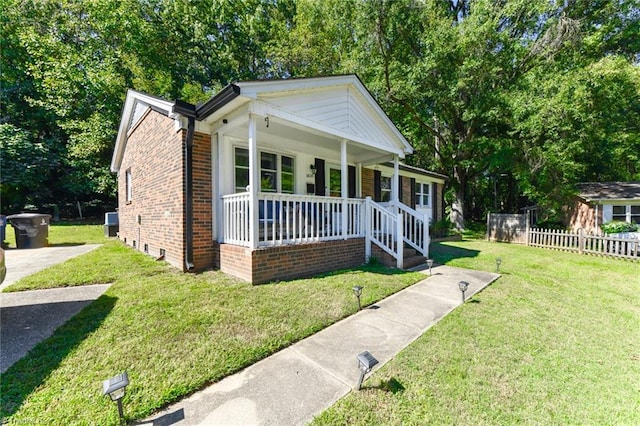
left=104, top=212, right=119, bottom=237
left=7, top=213, right=51, bottom=249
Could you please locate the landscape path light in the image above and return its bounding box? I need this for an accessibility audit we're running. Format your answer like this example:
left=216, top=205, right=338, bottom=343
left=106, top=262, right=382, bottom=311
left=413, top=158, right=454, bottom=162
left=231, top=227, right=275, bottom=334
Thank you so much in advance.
left=352, top=285, right=363, bottom=310
left=458, top=281, right=469, bottom=303
left=496, top=257, right=502, bottom=273
left=426, top=259, right=434, bottom=275
left=355, top=351, right=379, bottom=390
left=103, top=371, right=129, bottom=421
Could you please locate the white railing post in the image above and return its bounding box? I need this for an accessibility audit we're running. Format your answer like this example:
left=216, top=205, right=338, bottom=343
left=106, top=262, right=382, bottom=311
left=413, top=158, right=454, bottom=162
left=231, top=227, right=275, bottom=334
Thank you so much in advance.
left=396, top=212, right=403, bottom=269
left=423, top=212, right=430, bottom=259
left=365, top=197, right=372, bottom=261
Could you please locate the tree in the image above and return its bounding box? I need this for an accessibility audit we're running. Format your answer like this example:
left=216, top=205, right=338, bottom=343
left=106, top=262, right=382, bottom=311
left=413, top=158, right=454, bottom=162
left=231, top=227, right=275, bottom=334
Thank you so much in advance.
left=0, top=124, right=59, bottom=212
left=340, top=0, right=584, bottom=229
left=512, top=55, right=640, bottom=217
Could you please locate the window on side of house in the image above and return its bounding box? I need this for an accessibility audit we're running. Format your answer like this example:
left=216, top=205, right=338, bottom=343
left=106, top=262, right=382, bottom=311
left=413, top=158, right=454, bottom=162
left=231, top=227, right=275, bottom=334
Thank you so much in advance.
left=234, top=147, right=295, bottom=193
left=415, top=182, right=430, bottom=207
left=125, top=169, right=132, bottom=203
left=380, top=175, right=392, bottom=202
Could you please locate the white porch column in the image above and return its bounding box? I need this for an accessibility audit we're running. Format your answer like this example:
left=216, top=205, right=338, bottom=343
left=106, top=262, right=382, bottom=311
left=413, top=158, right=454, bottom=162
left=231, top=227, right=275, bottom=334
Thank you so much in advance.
left=341, top=139, right=348, bottom=239
left=391, top=154, right=400, bottom=213
left=392, top=154, right=399, bottom=207
left=356, top=162, right=362, bottom=198
left=248, top=114, right=259, bottom=249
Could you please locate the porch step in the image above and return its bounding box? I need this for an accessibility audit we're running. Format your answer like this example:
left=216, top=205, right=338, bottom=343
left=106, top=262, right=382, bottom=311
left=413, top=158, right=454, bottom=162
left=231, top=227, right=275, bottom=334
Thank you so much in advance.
left=403, top=254, right=426, bottom=269
left=403, top=247, right=416, bottom=258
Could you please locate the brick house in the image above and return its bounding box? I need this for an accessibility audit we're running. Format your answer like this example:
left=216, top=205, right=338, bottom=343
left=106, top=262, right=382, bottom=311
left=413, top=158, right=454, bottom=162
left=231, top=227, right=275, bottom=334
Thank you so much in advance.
left=111, top=75, right=447, bottom=283
left=569, top=182, right=640, bottom=233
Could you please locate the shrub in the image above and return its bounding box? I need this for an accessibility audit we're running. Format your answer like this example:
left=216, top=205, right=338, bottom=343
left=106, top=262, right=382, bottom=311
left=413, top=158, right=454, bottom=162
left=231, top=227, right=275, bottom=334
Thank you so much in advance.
left=601, top=221, right=639, bottom=234
left=431, top=219, right=453, bottom=238
left=535, top=220, right=565, bottom=230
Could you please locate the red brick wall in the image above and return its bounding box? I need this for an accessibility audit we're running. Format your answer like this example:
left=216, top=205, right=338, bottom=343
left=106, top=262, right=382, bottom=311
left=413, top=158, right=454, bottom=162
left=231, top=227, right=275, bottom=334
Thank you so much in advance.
left=216, top=239, right=366, bottom=284
left=371, top=244, right=396, bottom=267
left=362, top=168, right=374, bottom=198
left=400, top=176, right=413, bottom=207
left=118, top=109, right=185, bottom=269
left=568, top=198, right=599, bottom=233
left=191, top=131, right=214, bottom=270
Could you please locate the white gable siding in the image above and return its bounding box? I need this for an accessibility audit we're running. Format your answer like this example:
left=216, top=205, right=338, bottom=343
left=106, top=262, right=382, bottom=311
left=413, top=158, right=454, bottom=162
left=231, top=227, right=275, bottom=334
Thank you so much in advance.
left=261, top=86, right=399, bottom=150
left=128, top=102, right=150, bottom=133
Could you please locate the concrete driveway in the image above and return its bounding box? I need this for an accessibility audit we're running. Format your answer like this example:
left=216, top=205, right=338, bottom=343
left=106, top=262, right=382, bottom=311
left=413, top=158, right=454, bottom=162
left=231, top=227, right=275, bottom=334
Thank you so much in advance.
left=0, top=244, right=108, bottom=372
left=1, top=244, right=101, bottom=291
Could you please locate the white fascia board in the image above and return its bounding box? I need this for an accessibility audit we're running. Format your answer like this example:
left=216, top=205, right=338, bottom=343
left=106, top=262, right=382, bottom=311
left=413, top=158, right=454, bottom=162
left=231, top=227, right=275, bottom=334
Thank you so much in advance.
left=111, top=89, right=177, bottom=172
left=236, top=75, right=357, bottom=97
left=252, top=99, right=407, bottom=158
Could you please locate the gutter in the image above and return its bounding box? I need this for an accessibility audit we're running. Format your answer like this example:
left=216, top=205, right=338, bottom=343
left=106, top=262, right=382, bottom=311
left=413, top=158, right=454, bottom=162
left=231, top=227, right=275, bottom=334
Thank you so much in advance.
left=173, top=102, right=198, bottom=271
left=184, top=116, right=195, bottom=271
left=196, top=84, right=241, bottom=119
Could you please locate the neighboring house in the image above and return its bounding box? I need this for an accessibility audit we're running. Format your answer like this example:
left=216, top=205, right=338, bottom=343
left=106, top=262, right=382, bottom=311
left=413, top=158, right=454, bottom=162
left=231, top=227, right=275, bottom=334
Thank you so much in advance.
left=111, top=75, right=446, bottom=284
left=569, top=182, right=640, bottom=233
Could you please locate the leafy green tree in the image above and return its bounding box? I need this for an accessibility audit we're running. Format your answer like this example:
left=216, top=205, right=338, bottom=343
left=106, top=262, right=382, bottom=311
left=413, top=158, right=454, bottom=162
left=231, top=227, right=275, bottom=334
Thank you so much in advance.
left=512, top=55, right=640, bottom=217
left=339, top=0, right=584, bottom=229
left=0, top=124, right=59, bottom=212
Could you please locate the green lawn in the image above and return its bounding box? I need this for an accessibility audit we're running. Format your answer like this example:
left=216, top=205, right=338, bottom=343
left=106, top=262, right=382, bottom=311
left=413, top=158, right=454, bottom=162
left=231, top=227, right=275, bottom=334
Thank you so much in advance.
left=313, top=241, right=640, bottom=425
left=0, top=233, right=424, bottom=425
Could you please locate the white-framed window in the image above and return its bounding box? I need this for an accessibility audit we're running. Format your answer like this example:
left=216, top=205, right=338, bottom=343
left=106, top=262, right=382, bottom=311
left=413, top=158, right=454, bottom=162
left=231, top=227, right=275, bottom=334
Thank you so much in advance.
left=234, top=147, right=295, bottom=193
left=234, top=148, right=250, bottom=192
left=125, top=169, right=132, bottom=203
left=415, top=182, right=430, bottom=207
left=633, top=206, right=640, bottom=224
left=380, top=175, right=392, bottom=202
left=612, top=205, right=640, bottom=224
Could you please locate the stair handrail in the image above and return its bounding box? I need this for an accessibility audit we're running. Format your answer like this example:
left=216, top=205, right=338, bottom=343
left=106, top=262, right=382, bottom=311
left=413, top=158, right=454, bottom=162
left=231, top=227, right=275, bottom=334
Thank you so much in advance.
left=365, top=197, right=404, bottom=268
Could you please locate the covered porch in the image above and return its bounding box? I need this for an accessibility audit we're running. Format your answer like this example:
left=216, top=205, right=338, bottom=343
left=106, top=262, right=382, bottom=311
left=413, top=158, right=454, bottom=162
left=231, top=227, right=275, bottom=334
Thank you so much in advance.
left=194, top=76, right=430, bottom=282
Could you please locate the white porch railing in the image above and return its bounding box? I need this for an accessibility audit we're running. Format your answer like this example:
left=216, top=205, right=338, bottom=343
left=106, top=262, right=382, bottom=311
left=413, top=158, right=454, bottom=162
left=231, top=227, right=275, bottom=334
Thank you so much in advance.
left=221, top=193, right=430, bottom=268
left=222, top=193, right=364, bottom=247
left=371, top=199, right=430, bottom=268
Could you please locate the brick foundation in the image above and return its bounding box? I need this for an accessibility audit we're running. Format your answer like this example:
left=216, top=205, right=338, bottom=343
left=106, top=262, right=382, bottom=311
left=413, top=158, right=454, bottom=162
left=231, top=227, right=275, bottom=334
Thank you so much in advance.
left=214, top=239, right=366, bottom=284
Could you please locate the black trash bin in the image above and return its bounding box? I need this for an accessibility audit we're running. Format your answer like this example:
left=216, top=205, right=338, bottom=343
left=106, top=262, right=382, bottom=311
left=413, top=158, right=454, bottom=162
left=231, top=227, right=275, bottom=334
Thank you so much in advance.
left=7, top=213, right=52, bottom=249
left=0, top=215, right=6, bottom=245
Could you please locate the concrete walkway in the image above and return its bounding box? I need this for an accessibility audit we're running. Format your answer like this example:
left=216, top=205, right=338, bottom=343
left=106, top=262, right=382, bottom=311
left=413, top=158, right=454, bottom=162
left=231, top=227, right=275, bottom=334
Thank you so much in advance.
left=141, top=264, right=499, bottom=426
left=0, top=244, right=106, bottom=372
